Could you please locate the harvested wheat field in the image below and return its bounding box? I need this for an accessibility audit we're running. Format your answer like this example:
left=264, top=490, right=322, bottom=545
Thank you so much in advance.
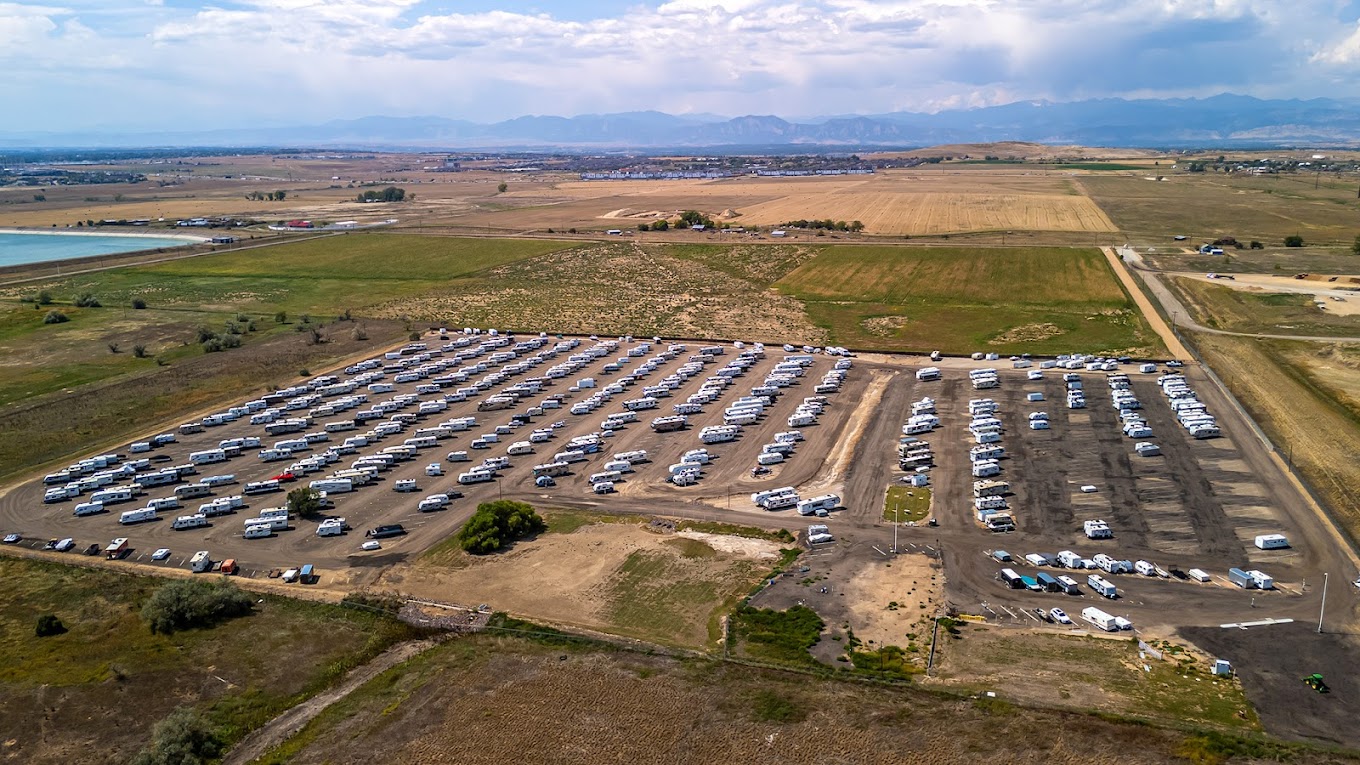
left=737, top=191, right=1116, bottom=235
left=259, top=639, right=1279, bottom=765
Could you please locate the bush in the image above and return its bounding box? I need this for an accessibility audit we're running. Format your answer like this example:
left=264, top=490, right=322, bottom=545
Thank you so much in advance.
left=220, top=334, right=241, bottom=349
left=36, top=290, right=53, bottom=305
left=195, top=325, right=217, bottom=343
left=351, top=324, right=368, bottom=341
left=131, top=297, right=147, bottom=309
left=108, top=342, right=119, bottom=354
left=456, top=500, right=546, bottom=554
left=35, top=614, right=66, bottom=637
left=74, top=293, right=101, bottom=308
left=1284, top=235, right=1304, bottom=247
left=140, top=579, right=254, bottom=634
left=1249, top=241, right=1263, bottom=250
left=131, top=706, right=222, bottom=765
left=274, top=311, right=287, bottom=324
left=132, top=344, right=148, bottom=358
left=202, top=338, right=223, bottom=353
left=731, top=605, right=824, bottom=664
left=43, top=310, right=69, bottom=324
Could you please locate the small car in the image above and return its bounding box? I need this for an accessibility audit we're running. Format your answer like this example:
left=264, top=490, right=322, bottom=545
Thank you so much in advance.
left=1049, top=608, right=1072, bottom=625
left=360, top=540, right=382, bottom=551
left=83, top=543, right=101, bottom=556
left=151, top=548, right=171, bottom=561
left=272, top=472, right=297, bottom=483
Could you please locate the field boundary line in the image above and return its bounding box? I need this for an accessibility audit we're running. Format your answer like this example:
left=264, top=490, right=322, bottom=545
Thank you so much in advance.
left=1103, top=246, right=1192, bottom=360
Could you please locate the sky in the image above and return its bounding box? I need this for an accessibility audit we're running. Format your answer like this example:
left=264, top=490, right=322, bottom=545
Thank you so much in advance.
left=4, top=0, right=1360, bottom=133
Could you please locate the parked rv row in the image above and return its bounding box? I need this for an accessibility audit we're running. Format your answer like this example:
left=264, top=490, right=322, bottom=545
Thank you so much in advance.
left=1158, top=373, right=1221, bottom=440
left=967, top=397, right=1015, bottom=532
left=750, top=485, right=845, bottom=518
left=998, top=565, right=1127, bottom=606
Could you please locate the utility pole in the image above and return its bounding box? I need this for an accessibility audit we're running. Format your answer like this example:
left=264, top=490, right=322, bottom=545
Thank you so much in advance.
left=893, top=503, right=899, bottom=554
left=1318, top=572, right=1329, bottom=634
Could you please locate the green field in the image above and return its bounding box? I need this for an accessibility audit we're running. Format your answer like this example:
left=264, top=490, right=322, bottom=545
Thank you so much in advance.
left=776, top=246, right=1159, bottom=355
left=884, top=486, right=932, bottom=523
left=0, top=556, right=422, bottom=764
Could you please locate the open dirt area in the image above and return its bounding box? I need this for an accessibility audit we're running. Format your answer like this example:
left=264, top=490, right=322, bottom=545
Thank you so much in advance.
left=375, top=520, right=776, bottom=648
left=1179, top=272, right=1360, bottom=316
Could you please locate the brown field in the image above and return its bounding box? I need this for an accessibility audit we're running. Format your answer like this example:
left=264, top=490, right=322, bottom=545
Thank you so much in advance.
left=256, top=637, right=1247, bottom=765
left=373, top=514, right=782, bottom=649
left=475, top=169, right=1119, bottom=236
left=865, top=142, right=1167, bottom=161
left=736, top=191, right=1117, bottom=235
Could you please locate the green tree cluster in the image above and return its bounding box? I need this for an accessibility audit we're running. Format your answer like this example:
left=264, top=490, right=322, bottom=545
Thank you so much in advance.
left=140, top=579, right=254, bottom=635
left=779, top=219, right=863, bottom=232
left=1284, top=235, right=1304, bottom=247
left=356, top=186, right=406, bottom=203
left=455, top=500, right=546, bottom=554
left=287, top=486, right=323, bottom=519
left=676, top=210, right=715, bottom=229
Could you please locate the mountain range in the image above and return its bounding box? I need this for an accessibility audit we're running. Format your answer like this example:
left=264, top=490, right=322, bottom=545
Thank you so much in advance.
left=5, top=94, right=1360, bottom=150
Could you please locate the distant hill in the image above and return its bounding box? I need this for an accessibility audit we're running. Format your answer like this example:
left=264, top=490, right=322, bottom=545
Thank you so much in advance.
left=4, top=95, right=1360, bottom=150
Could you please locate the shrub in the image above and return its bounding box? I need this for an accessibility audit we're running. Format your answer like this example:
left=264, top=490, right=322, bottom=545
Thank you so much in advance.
left=131, top=706, right=222, bottom=765
left=350, top=324, right=368, bottom=341
left=456, top=500, right=546, bottom=554
left=140, top=579, right=254, bottom=634
left=1249, top=241, right=1263, bottom=250
left=731, top=605, right=824, bottom=664
left=108, top=342, right=119, bottom=354
left=202, top=338, right=224, bottom=353
left=43, top=310, right=69, bottom=324
left=132, top=344, right=148, bottom=358
left=274, top=311, right=287, bottom=324
left=224, top=322, right=242, bottom=335
left=131, top=297, right=147, bottom=309
left=220, top=334, right=241, bottom=349
left=35, top=614, right=66, bottom=637
left=408, top=331, right=421, bottom=342
left=36, top=290, right=53, bottom=305
left=74, top=293, right=101, bottom=308
left=1284, top=235, right=1304, bottom=247
left=751, top=690, right=805, bottom=723
left=195, top=325, right=217, bottom=343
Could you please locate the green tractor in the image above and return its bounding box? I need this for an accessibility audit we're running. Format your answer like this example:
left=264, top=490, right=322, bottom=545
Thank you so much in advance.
left=1303, top=673, right=1330, bottom=694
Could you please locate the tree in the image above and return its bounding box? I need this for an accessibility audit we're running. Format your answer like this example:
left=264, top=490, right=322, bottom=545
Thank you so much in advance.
left=287, top=486, right=323, bottom=519
left=131, top=297, right=147, bottom=309
left=275, top=311, right=288, bottom=324
left=498, top=182, right=508, bottom=193
left=35, top=614, right=66, bottom=637
left=272, top=190, right=286, bottom=201
left=131, top=706, right=222, bottom=765
left=350, top=324, right=368, bottom=341
left=140, top=579, right=254, bottom=634
left=1250, top=241, right=1264, bottom=250
left=651, top=219, right=668, bottom=231
left=1284, top=235, right=1304, bottom=247
left=455, top=500, right=546, bottom=554
left=1352, top=235, right=1360, bottom=257
left=849, top=220, right=865, bottom=232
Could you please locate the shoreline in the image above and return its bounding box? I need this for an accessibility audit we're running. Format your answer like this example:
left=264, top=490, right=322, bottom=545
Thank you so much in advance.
left=0, top=227, right=209, bottom=244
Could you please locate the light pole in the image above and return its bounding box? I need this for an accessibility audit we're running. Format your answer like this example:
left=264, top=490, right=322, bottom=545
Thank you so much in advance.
left=893, top=503, right=899, bottom=554
left=1318, top=572, right=1329, bottom=634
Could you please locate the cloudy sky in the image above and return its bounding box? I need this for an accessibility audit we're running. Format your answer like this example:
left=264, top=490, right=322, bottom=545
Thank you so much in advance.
left=3, top=0, right=1360, bottom=132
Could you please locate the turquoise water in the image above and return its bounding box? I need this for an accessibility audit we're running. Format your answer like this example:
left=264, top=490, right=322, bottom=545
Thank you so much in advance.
left=0, top=232, right=197, bottom=268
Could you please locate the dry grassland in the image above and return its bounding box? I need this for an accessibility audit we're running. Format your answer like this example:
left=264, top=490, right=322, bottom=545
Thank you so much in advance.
left=377, top=519, right=779, bottom=648
left=369, top=241, right=828, bottom=344
left=264, top=642, right=1214, bottom=765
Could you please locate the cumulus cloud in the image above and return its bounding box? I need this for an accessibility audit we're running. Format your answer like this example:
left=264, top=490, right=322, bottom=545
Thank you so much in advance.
left=1, top=0, right=1358, bottom=132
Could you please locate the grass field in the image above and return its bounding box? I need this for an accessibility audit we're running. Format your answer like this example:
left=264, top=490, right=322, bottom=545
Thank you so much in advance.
left=1166, top=277, right=1360, bottom=337
left=884, top=485, right=932, bottom=523
left=776, top=246, right=1161, bottom=355
left=243, top=632, right=1339, bottom=765
left=0, top=556, right=422, bottom=764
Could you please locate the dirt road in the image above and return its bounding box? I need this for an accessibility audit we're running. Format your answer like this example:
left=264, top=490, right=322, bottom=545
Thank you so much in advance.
left=1102, top=246, right=1193, bottom=360
left=221, top=636, right=447, bottom=765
